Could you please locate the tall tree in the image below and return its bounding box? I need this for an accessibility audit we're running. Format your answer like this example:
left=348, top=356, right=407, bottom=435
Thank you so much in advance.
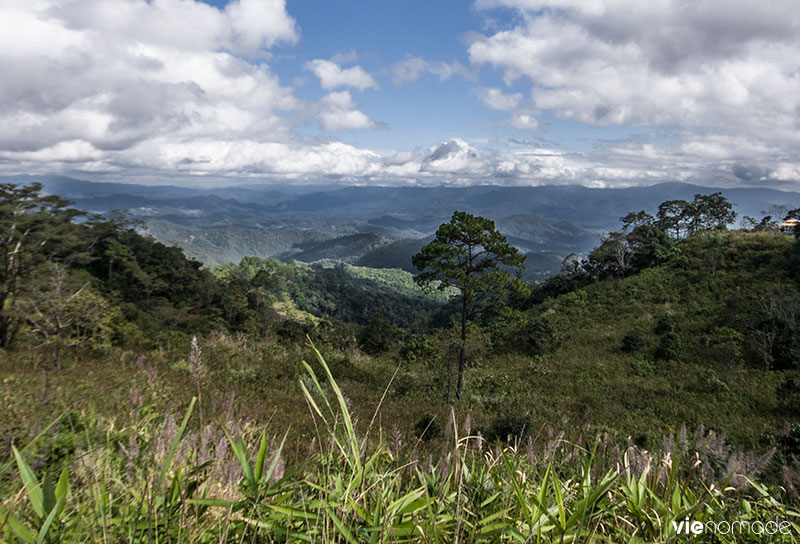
left=657, top=199, right=693, bottom=240
left=0, top=183, right=84, bottom=348
left=412, top=211, right=525, bottom=401
left=690, top=192, right=736, bottom=232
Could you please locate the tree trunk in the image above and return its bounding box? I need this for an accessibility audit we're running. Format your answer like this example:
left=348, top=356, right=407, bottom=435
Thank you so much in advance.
left=54, top=331, right=62, bottom=372
left=456, top=292, right=467, bottom=400
left=0, top=316, right=8, bottom=348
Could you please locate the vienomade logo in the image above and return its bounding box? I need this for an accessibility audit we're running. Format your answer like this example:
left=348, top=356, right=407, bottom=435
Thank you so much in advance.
left=673, top=517, right=794, bottom=537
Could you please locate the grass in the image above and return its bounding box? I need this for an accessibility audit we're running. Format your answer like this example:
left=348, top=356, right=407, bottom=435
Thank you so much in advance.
left=2, top=343, right=799, bottom=543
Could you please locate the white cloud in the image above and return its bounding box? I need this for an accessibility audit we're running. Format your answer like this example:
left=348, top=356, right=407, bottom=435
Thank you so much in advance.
left=225, top=0, right=298, bottom=53
left=469, top=0, right=800, bottom=142
left=476, top=88, right=522, bottom=111
left=304, top=59, right=379, bottom=90
left=476, top=88, right=541, bottom=131
left=0, top=0, right=385, bottom=179
left=421, top=138, right=490, bottom=175
left=1, top=0, right=799, bottom=189
left=509, top=113, right=540, bottom=130
left=391, top=55, right=470, bottom=84
left=313, top=91, right=377, bottom=131
left=148, top=139, right=383, bottom=177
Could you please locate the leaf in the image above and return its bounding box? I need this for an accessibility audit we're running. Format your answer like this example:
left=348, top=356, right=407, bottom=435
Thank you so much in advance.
left=327, top=509, right=359, bottom=544
left=254, top=432, right=268, bottom=483
left=157, top=396, right=195, bottom=493
left=262, top=430, right=289, bottom=485
left=187, top=498, right=240, bottom=508
left=54, top=468, right=69, bottom=518
left=0, top=504, right=36, bottom=544
left=35, top=495, right=64, bottom=544
left=222, top=427, right=254, bottom=490
left=12, top=445, right=44, bottom=518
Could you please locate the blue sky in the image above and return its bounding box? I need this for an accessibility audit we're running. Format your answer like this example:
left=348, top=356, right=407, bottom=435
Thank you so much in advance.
left=0, top=0, right=798, bottom=188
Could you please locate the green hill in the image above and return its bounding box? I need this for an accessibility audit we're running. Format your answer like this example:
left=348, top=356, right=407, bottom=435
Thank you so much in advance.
left=142, top=219, right=333, bottom=267
left=481, top=230, right=800, bottom=446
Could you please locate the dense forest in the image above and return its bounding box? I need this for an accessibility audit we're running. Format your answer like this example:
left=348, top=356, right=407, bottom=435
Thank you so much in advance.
left=3, top=182, right=800, bottom=542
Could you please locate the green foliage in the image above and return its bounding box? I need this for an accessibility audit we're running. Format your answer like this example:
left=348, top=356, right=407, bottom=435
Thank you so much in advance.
left=489, top=307, right=563, bottom=357
left=4, top=184, right=800, bottom=532
left=0, top=183, right=86, bottom=348
left=412, top=211, right=526, bottom=297
left=358, top=311, right=402, bottom=355
left=488, top=413, right=531, bottom=442
left=2, top=332, right=800, bottom=542
left=654, top=314, right=676, bottom=335
left=657, top=192, right=737, bottom=240
left=631, top=359, right=656, bottom=377
left=413, top=210, right=526, bottom=400
left=655, top=331, right=682, bottom=361
left=398, top=334, right=437, bottom=365
left=216, top=257, right=446, bottom=329
left=413, top=414, right=442, bottom=441
left=621, top=329, right=647, bottom=353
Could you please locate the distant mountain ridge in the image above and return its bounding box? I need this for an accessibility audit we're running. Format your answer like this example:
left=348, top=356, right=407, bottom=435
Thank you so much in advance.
left=5, top=175, right=798, bottom=277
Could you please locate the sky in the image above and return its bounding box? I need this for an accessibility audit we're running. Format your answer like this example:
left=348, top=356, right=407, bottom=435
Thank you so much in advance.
left=1, top=0, right=799, bottom=189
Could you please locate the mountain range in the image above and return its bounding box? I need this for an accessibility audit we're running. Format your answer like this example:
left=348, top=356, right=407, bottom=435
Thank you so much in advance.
left=6, top=174, right=799, bottom=277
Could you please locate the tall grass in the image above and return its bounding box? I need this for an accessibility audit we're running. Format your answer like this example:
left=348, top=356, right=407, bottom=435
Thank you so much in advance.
left=2, top=342, right=799, bottom=542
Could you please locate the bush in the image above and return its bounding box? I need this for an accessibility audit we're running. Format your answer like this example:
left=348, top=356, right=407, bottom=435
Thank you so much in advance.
left=631, top=359, right=655, bottom=377
left=780, top=422, right=800, bottom=458
left=413, top=414, right=442, bottom=441
left=490, top=309, right=563, bottom=356
left=778, top=377, right=800, bottom=414
left=621, top=330, right=647, bottom=353
left=397, top=334, right=436, bottom=365
left=358, top=313, right=401, bottom=355
left=488, top=413, right=530, bottom=443
left=655, top=332, right=682, bottom=361
left=654, top=315, right=676, bottom=335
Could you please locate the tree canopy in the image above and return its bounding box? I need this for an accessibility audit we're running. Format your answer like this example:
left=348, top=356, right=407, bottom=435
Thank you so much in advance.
left=412, top=211, right=525, bottom=400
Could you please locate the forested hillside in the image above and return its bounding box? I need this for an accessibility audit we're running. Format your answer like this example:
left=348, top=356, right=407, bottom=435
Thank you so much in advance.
left=3, top=182, right=800, bottom=541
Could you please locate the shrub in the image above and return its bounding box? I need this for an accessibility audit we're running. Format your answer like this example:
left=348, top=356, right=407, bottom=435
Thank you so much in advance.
left=631, top=359, right=655, bottom=377
left=778, top=377, right=800, bottom=415
left=490, top=309, right=563, bottom=356
left=397, top=334, right=436, bottom=365
left=358, top=313, right=401, bottom=355
left=654, top=315, right=676, bottom=335
left=488, top=413, right=530, bottom=443
left=655, top=331, right=682, bottom=360
left=780, top=422, right=800, bottom=457
left=413, top=414, right=442, bottom=441
left=622, top=330, right=647, bottom=353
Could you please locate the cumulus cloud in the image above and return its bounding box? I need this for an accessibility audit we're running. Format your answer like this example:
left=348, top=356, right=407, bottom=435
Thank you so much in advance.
left=0, top=0, right=309, bottom=176
left=421, top=138, right=492, bottom=175
left=510, top=114, right=540, bottom=130
left=469, top=0, right=800, bottom=139
left=476, top=88, right=522, bottom=111
left=314, top=91, right=377, bottom=131
left=149, top=139, right=383, bottom=178
left=304, top=59, right=380, bottom=90
left=461, top=0, right=800, bottom=188
left=391, top=55, right=470, bottom=84
left=476, top=88, right=541, bottom=131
